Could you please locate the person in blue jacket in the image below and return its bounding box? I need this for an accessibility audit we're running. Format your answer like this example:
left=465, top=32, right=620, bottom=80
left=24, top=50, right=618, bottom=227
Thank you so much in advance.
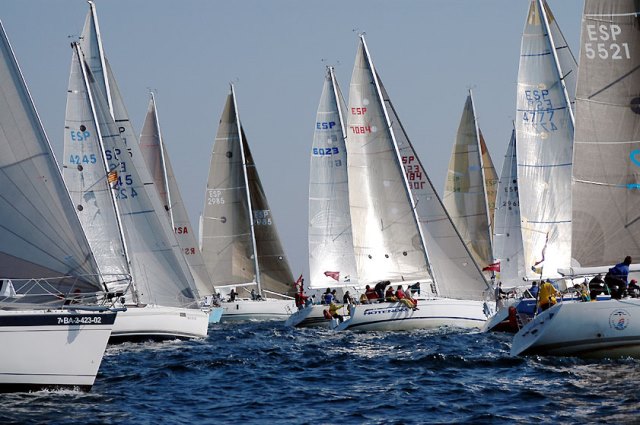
left=605, top=256, right=632, bottom=299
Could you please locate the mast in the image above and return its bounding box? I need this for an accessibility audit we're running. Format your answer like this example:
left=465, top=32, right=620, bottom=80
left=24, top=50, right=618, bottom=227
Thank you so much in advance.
left=150, top=91, right=175, bottom=229
left=537, top=0, right=575, bottom=128
left=73, top=42, right=135, bottom=300
left=231, top=84, right=262, bottom=296
left=359, top=35, right=435, bottom=288
left=87, top=0, right=113, bottom=116
left=469, top=89, right=494, bottom=258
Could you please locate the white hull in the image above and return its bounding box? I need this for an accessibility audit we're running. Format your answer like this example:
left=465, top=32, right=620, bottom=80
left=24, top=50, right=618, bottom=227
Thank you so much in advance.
left=334, top=298, right=488, bottom=332
left=285, top=304, right=333, bottom=328
left=511, top=299, right=640, bottom=358
left=220, top=298, right=295, bottom=322
left=110, top=305, right=208, bottom=342
left=0, top=309, right=116, bottom=392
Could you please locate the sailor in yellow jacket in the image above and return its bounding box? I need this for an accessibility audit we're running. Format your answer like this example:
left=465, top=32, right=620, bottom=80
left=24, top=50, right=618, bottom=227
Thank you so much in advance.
left=538, top=280, right=558, bottom=311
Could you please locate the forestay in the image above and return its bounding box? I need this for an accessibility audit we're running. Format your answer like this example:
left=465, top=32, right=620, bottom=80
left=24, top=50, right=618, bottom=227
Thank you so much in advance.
left=0, top=23, right=104, bottom=298
left=516, top=0, right=574, bottom=279
left=572, top=0, right=640, bottom=266
left=308, top=67, right=358, bottom=289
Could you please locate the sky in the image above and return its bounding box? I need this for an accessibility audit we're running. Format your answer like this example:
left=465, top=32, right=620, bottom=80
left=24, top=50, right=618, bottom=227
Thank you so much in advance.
left=3, top=0, right=583, bottom=282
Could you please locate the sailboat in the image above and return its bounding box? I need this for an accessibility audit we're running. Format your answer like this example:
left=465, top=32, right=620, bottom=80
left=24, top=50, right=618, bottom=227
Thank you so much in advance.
left=0, top=20, right=116, bottom=391
left=443, top=91, right=498, bottom=273
left=512, top=0, right=640, bottom=358
left=139, top=93, right=223, bottom=324
left=63, top=7, right=208, bottom=341
left=334, top=35, right=492, bottom=332
left=285, top=66, right=358, bottom=328
left=200, top=85, right=296, bottom=321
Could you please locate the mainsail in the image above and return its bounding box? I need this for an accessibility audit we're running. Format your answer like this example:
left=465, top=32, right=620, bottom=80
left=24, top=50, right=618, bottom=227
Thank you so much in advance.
left=516, top=0, right=574, bottom=279
left=139, top=94, right=216, bottom=297
left=201, top=86, right=294, bottom=298
left=572, top=0, right=640, bottom=266
left=65, top=42, right=197, bottom=307
left=308, top=67, right=358, bottom=289
left=0, top=22, right=105, bottom=299
left=347, top=35, right=488, bottom=300
left=443, top=91, right=497, bottom=269
left=493, top=129, right=526, bottom=284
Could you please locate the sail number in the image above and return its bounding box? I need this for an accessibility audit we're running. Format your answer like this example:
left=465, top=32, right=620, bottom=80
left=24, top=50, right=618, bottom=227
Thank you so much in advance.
left=350, top=125, right=372, bottom=134
left=521, top=89, right=558, bottom=132
left=312, top=147, right=339, bottom=156
left=253, top=210, right=272, bottom=226
left=183, top=247, right=196, bottom=255
left=402, top=156, right=425, bottom=189
left=207, top=189, right=224, bottom=205
left=584, top=24, right=630, bottom=60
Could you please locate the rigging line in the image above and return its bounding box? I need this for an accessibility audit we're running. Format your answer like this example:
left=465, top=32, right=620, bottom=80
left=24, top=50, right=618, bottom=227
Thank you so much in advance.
left=588, top=63, right=640, bottom=100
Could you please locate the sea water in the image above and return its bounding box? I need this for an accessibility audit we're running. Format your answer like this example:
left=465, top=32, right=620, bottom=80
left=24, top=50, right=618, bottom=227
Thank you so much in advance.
left=2, top=321, right=639, bottom=424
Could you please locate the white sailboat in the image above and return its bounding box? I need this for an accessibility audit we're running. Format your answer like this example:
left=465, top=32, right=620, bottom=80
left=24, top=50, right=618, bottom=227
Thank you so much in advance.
left=201, top=85, right=295, bottom=321
left=286, top=67, right=357, bottom=328
left=515, top=0, right=576, bottom=282
left=64, top=8, right=208, bottom=341
left=139, top=93, right=223, bottom=324
left=0, top=20, right=116, bottom=391
left=512, top=0, right=640, bottom=358
left=334, top=35, right=492, bottom=332
left=443, top=91, right=498, bottom=272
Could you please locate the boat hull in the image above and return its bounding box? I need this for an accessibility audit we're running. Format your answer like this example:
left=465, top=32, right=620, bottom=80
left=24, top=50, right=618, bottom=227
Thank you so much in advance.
left=220, top=299, right=295, bottom=322
left=0, top=309, right=116, bottom=392
left=285, top=304, right=334, bottom=328
left=208, top=306, right=223, bottom=323
left=110, top=305, right=208, bottom=342
left=334, top=298, right=488, bottom=331
left=511, top=299, right=640, bottom=358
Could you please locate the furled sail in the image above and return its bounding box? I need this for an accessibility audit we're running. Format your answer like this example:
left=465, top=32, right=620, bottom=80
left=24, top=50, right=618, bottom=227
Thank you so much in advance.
left=308, top=67, right=358, bottom=289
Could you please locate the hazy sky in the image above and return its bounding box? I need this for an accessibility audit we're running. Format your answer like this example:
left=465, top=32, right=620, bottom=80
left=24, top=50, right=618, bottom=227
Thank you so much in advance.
left=3, top=0, right=583, bottom=282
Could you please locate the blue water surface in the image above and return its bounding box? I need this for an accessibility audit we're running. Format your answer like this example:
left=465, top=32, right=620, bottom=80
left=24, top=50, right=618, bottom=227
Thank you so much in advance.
left=2, top=322, right=640, bottom=424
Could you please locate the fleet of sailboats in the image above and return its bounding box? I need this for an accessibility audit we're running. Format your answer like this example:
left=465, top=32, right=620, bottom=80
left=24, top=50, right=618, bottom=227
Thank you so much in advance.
left=4, top=0, right=640, bottom=394
left=200, top=85, right=296, bottom=321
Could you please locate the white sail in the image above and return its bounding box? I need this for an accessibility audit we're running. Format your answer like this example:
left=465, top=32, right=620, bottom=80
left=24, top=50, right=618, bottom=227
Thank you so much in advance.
left=443, top=92, right=495, bottom=269
left=347, top=35, right=488, bottom=301
left=139, top=94, right=217, bottom=297
left=572, top=0, right=640, bottom=266
left=516, top=0, right=574, bottom=279
left=202, top=87, right=294, bottom=298
left=545, top=0, right=578, bottom=106
left=308, top=67, right=358, bottom=289
left=0, top=23, right=105, bottom=299
left=493, top=129, right=526, bottom=284
left=67, top=43, right=198, bottom=307
left=78, top=3, right=201, bottom=303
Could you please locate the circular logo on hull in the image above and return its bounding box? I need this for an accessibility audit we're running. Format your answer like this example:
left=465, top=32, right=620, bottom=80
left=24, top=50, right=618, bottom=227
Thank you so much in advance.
left=609, top=309, right=630, bottom=331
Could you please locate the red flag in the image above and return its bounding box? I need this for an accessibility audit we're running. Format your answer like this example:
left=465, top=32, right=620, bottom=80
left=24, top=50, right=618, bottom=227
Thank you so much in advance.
left=324, top=271, right=340, bottom=281
left=482, top=261, right=500, bottom=272
left=293, top=274, right=303, bottom=291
